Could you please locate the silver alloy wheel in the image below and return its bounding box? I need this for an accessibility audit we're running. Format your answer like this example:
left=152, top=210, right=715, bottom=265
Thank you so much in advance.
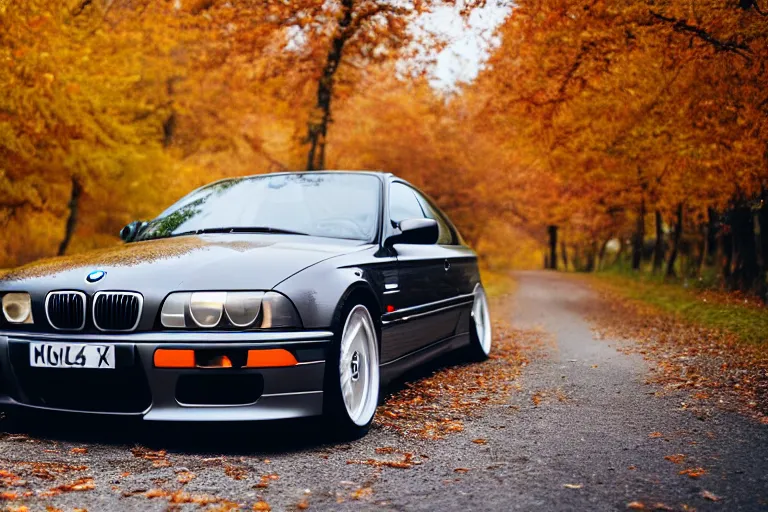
left=472, top=285, right=492, bottom=355
left=339, top=305, right=379, bottom=426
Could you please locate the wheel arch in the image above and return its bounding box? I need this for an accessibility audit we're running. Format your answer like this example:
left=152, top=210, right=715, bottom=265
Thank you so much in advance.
left=333, top=283, right=382, bottom=342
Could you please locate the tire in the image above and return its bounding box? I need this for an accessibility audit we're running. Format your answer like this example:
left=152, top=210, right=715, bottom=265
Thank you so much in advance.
left=467, top=284, right=492, bottom=361
left=322, top=302, right=380, bottom=440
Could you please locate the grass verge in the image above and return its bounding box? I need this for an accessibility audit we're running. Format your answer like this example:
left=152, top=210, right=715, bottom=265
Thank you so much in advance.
left=588, top=272, right=768, bottom=345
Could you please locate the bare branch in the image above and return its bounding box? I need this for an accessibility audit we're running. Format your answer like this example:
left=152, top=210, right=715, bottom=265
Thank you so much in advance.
left=72, top=0, right=93, bottom=16
left=649, top=10, right=752, bottom=62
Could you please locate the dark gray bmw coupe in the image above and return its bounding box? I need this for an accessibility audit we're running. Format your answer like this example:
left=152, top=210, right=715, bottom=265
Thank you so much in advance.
left=0, top=172, right=491, bottom=438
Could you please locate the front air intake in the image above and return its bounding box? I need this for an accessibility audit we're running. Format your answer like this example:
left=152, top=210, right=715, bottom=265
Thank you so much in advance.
left=46, top=291, right=87, bottom=331
left=93, top=292, right=143, bottom=332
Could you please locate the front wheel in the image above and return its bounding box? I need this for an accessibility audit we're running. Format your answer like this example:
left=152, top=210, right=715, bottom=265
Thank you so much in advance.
left=323, top=303, right=380, bottom=439
left=467, top=285, right=492, bottom=361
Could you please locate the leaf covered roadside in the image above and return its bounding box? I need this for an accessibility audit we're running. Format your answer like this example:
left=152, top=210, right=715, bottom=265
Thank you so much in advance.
left=588, top=282, right=768, bottom=422
left=376, top=309, right=539, bottom=439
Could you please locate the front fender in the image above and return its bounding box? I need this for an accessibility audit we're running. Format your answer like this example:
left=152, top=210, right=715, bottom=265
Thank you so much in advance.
left=273, top=250, right=388, bottom=330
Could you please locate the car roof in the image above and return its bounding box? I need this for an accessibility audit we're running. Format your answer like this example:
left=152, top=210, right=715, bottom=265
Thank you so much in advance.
left=198, top=170, right=397, bottom=190
left=235, top=170, right=393, bottom=179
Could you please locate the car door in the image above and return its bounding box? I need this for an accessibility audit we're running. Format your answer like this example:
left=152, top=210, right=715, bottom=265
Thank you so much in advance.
left=381, top=181, right=460, bottom=362
left=412, top=190, right=479, bottom=338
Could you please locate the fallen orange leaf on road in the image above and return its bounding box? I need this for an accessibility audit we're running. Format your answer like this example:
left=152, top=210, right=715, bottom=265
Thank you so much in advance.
left=29, top=462, right=87, bottom=480
left=145, top=489, right=167, bottom=499
left=177, top=471, right=195, bottom=484
left=131, top=447, right=168, bottom=467
left=351, top=487, right=373, bottom=500
left=679, top=467, right=707, bottom=478
left=0, top=470, right=25, bottom=487
left=253, top=473, right=279, bottom=489
left=347, top=453, right=414, bottom=469
left=224, top=465, right=249, bottom=480
left=664, top=454, right=685, bottom=464
left=40, top=477, right=95, bottom=497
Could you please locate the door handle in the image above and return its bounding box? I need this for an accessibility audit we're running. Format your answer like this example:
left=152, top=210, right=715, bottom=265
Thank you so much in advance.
left=444, top=260, right=451, bottom=271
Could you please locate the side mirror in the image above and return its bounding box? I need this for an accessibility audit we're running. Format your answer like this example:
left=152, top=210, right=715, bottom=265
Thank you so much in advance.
left=120, top=221, right=145, bottom=242
left=385, top=218, right=439, bottom=246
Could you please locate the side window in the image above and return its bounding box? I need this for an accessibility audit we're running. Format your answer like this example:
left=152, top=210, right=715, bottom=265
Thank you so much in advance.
left=389, top=183, right=425, bottom=225
left=413, top=192, right=456, bottom=245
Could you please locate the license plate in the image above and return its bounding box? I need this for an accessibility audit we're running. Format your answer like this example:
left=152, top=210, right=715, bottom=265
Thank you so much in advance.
left=29, top=343, right=115, bottom=369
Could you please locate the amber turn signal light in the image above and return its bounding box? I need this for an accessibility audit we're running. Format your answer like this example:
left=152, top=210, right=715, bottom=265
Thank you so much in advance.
left=153, top=349, right=195, bottom=368
left=246, top=349, right=298, bottom=368
left=154, top=348, right=296, bottom=368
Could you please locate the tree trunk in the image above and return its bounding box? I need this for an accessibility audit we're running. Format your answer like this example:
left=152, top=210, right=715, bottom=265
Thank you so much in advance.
left=58, top=177, right=82, bottom=256
left=547, top=225, right=558, bottom=270
left=681, top=235, right=693, bottom=277
left=666, top=203, right=683, bottom=278
left=306, top=0, right=354, bottom=171
left=632, top=197, right=645, bottom=271
left=597, top=239, right=609, bottom=270
left=560, top=240, right=569, bottom=271
left=721, top=223, right=733, bottom=283
left=730, top=204, right=760, bottom=292
left=585, top=241, right=598, bottom=272
left=652, top=210, right=665, bottom=274
left=706, top=207, right=718, bottom=265
left=573, top=245, right=582, bottom=271
left=696, top=224, right=707, bottom=278
left=758, top=192, right=768, bottom=301
left=162, top=77, right=179, bottom=148
left=162, top=112, right=176, bottom=147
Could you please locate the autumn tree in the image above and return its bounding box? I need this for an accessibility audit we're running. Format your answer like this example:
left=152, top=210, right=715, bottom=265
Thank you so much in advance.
left=464, top=0, right=768, bottom=293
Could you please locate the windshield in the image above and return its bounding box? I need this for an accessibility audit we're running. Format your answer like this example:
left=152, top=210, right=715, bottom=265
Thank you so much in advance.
left=137, top=173, right=381, bottom=242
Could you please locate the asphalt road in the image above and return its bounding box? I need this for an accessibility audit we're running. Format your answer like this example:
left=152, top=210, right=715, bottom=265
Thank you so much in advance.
left=1, top=271, right=766, bottom=511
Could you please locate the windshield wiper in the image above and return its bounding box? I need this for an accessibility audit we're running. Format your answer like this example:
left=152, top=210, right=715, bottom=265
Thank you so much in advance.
left=171, top=227, right=312, bottom=237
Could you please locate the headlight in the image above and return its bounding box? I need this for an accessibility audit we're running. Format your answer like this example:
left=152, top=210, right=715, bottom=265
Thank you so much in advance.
left=160, top=291, right=301, bottom=329
left=260, top=292, right=302, bottom=329
left=225, top=292, right=264, bottom=327
left=190, top=292, right=226, bottom=328
left=2, top=293, right=34, bottom=324
left=160, top=292, right=188, bottom=328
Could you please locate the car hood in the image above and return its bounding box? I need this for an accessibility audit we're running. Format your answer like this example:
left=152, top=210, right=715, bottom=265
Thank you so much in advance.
left=0, top=234, right=370, bottom=294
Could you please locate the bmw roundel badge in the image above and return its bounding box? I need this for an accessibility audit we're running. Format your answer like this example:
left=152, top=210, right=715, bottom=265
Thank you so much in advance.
left=86, top=270, right=106, bottom=283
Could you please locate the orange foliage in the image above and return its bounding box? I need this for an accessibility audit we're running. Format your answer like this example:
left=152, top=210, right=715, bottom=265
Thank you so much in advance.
left=1, top=0, right=766, bottom=282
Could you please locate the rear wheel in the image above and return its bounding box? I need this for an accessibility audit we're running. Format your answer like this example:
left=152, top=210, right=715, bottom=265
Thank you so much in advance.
left=323, top=303, right=380, bottom=439
left=468, top=285, right=492, bottom=361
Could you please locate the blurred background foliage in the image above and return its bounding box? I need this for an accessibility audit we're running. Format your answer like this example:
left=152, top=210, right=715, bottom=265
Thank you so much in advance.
left=1, top=0, right=767, bottom=297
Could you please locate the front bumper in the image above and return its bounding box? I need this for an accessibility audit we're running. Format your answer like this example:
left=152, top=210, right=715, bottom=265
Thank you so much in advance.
left=0, top=331, right=331, bottom=421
